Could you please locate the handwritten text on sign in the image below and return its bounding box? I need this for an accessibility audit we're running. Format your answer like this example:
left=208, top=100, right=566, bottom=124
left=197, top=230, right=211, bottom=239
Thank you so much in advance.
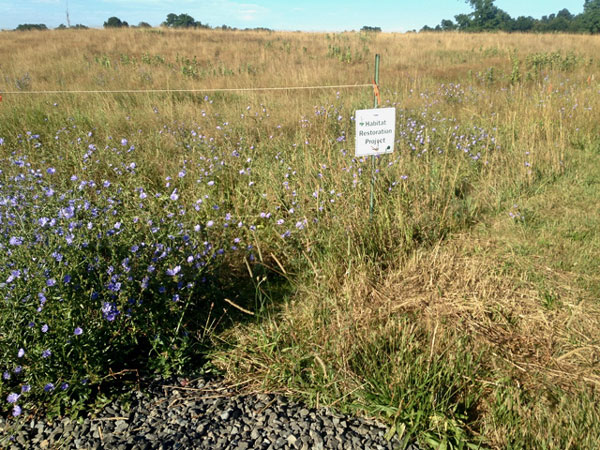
left=355, top=107, right=396, bottom=157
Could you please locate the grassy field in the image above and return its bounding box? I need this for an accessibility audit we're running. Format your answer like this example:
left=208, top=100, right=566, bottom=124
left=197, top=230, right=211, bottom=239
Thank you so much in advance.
left=1, top=28, right=599, bottom=448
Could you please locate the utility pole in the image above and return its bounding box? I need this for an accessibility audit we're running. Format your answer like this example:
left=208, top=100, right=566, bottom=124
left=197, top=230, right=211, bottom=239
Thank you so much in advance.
left=66, top=0, right=71, bottom=28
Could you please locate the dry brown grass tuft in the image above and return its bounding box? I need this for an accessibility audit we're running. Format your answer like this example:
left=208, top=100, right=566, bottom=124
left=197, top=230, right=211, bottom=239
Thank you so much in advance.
left=380, top=224, right=600, bottom=391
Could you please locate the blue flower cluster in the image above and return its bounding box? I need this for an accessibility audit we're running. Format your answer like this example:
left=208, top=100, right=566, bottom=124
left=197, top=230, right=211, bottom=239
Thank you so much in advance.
left=1, top=89, right=504, bottom=417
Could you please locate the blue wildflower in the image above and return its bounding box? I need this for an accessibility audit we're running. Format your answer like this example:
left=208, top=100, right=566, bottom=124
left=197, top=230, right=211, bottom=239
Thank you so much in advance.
left=9, top=236, right=23, bottom=246
left=59, top=206, right=75, bottom=220
left=102, top=302, right=119, bottom=321
left=166, top=265, right=181, bottom=276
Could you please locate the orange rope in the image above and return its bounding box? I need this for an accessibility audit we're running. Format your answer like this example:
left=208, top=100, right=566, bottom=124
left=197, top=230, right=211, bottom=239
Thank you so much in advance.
left=372, top=80, right=381, bottom=106
left=0, top=84, right=372, bottom=96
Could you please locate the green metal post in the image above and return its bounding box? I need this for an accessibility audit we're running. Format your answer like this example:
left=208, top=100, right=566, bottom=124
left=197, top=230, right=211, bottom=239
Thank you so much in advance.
left=370, top=54, right=380, bottom=221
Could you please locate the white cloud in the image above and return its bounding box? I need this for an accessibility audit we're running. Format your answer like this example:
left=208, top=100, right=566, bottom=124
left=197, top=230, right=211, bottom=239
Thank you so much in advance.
left=234, top=3, right=269, bottom=22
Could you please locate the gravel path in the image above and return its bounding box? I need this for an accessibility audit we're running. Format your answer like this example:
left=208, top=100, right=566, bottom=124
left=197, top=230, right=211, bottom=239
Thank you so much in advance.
left=1, top=377, right=420, bottom=449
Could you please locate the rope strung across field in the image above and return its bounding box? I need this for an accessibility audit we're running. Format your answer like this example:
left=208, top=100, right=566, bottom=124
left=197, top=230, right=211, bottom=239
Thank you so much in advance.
left=0, top=83, right=373, bottom=96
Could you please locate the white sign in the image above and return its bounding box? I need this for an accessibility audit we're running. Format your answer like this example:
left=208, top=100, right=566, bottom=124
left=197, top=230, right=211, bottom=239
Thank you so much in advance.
left=355, top=107, right=396, bottom=157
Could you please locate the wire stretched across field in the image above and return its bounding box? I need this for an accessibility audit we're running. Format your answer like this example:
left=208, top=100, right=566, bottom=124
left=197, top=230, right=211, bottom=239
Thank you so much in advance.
left=0, top=83, right=373, bottom=96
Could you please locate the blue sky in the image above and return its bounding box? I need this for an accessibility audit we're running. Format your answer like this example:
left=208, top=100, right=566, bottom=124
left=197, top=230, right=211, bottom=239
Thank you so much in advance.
left=0, top=1, right=586, bottom=32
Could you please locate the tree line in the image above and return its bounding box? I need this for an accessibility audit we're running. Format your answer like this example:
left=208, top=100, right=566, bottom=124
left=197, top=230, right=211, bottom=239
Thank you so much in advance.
left=421, top=0, right=600, bottom=33
left=102, top=13, right=210, bottom=29
left=9, top=13, right=267, bottom=32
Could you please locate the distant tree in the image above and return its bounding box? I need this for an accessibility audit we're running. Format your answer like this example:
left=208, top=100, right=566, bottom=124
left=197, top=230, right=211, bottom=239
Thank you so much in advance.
left=540, top=9, right=573, bottom=32
left=163, top=13, right=208, bottom=28
left=243, top=27, right=273, bottom=32
left=164, top=13, right=177, bottom=27
left=138, top=22, right=152, bottom=28
left=454, top=13, right=472, bottom=30
left=464, top=0, right=513, bottom=31
left=557, top=8, right=574, bottom=20
left=15, top=24, right=48, bottom=31
left=177, top=13, right=196, bottom=28
left=441, top=19, right=454, bottom=29
left=360, top=26, right=382, bottom=32
left=423, top=0, right=600, bottom=34
left=581, top=0, right=600, bottom=32
left=440, top=19, right=457, bottom=31
left=56, top=23, right=88, bottom=30
left=511, top=16, right=535, bottom=32
left=103, top=17, right=129, bottom=28
left=585, top=0, right=600, bottom=11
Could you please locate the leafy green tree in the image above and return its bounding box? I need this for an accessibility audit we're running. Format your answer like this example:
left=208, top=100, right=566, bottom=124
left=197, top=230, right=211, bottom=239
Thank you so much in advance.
left=512, top=16, right=535, bottom=32
left=547, top=9, right=574, bottom=32
left=15, top=24, right=48, bottom=31
left=585, top=0, right=600, bottom=11
left=557, top=8, right=574, bottom=20
left=163, top=13, right=208, bottom=28
left=57, top=23, right=88, bottom=30
left=426, top=0, right=599, bottom=34
left=464, top=0, right=513, bottom=31
left=103, top=17, right=129, bottom=28
left=164, top=13, right=177, bottom=27
left=581, top=0, right=600, bottom=32
left=361, top=26, right=382, bottom=32
left=440, top=19, right=457, bottom=31
left=454, top=14, right=472, bottom=30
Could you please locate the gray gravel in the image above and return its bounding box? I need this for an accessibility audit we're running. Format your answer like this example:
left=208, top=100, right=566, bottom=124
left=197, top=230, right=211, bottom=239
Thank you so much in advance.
left=0, top=377, right=420, bottom=449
